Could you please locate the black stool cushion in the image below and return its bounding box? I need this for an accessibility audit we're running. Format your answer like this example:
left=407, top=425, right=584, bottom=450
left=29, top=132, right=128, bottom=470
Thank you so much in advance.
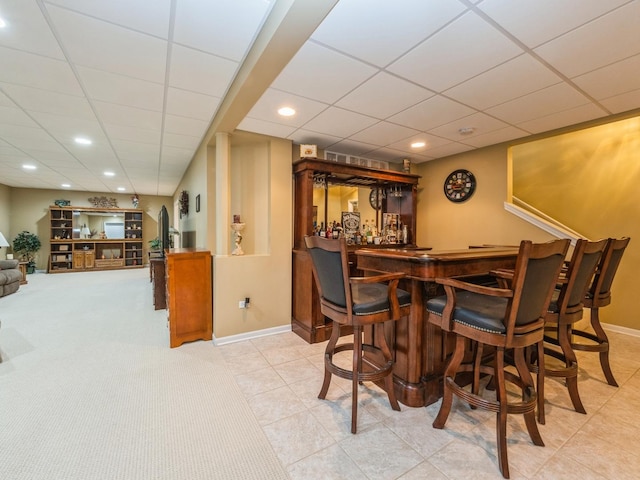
left=352, top=283, right=411, bottom=316
left=427, top=291, right=508, bottom=334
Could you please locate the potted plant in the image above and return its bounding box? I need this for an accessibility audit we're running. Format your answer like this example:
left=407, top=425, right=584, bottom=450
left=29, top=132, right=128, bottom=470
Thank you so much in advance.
left=12, top=231, right=41, bottom=273
left=149, top=237, right=161, bottom=251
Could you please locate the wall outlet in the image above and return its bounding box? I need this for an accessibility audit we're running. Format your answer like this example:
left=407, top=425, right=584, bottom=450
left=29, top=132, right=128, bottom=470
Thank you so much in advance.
left=238, top=300, right=246, bottom=309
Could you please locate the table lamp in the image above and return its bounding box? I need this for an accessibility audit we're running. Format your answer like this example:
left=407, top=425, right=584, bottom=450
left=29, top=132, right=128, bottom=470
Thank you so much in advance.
left=0, top=231, right=9, bottom=248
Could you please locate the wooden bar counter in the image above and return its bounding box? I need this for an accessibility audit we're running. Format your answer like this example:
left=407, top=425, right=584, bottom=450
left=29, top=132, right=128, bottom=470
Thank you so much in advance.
left=356, top=246, right=519, bottom=407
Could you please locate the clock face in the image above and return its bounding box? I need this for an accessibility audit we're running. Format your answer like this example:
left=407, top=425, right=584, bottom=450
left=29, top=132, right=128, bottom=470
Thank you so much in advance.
left=369, top=188, right=386, bottom=210
left=444, top=169, right=476, bottom=203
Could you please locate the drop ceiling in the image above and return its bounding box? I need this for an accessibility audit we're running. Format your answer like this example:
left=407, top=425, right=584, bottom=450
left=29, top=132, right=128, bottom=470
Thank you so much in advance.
left=1, top=0, right=639, bottom=196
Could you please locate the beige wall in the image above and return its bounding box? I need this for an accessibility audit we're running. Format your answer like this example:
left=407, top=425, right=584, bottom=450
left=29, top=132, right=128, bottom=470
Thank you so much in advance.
left=4, top=188, right=172, bottom=270
left=0, top=183, right=10, bottom=259
left=415, top=144, right=554, bottom=250
left=213, top=136, right=293, bottom=340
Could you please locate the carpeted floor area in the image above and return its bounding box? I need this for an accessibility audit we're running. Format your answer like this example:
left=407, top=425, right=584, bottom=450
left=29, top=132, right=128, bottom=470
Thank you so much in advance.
left=0, top=269, right=288, bottom=480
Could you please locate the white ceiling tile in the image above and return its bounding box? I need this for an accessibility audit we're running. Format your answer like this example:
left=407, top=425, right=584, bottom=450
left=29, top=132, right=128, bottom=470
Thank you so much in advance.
left=111, top=139, right=160, bottom=157
left=419, top=141, right=474, bottom=158
left=387, top=11, right=523, bottom=92
left=236, top=117, right=297, bottom=140
left=600, top=88, right=640, bottom=114
left=286, top=130, right=342, bottom=150
left=246, top=88, right=329, bottom=126
left=534, top=2, right=640, bottom=78
left=0, top=45, right=83, bottom=95
left=47, top=5, right=168, bottom=84
left=165, top=88, right=220, bottom=122
left=103, top=123, right=161, bottom=144
left=0, top=124, right=56, bottom=143
left=93, top=101, right=162, bottom=131
left=77, top=66, right=164, bottom=111
left=174, top=0, right=272, bottom=61
left=443, top=54, right=562, bottom=110
left=169, top=45, right=239, bottom=97
left=458, top=125, right=529, bottom=148
left=386, top=132, right=451, bottom=154
left=0, top=106, right=39, bottom=128
left=311, top=0, right=467, bottom=67
left=428, top=112, right=510, bottom=141
left=162, top=133, right=200, bottom=150
left=0, top=83, right=94, bottom=119
left=46, top=0, right=171, bottom=38
left=478, top=0, right=629, bottom=48
left=573, top=54, right=640, bottom=102
left=28, top=111, right=106, bottom=143
left=321, top=139, right=380, bottom=157
left=349, top=121, right=420, bottom=147
left=0, top=0, right=65, bottom=58
left=271, top=42, right=378, bottom=104
left=336, top=72, right=435, bottom=119
left=486, top=83, right=595, bottom=125
left=517, top=103, right=609, bottom=134
left=163, top=114, right=208, bottom=137
left=302, top=107, right=379, bottom=138
left=0, top=90, right=14, bottom=107
left=388, top=95, right=476, bottom=131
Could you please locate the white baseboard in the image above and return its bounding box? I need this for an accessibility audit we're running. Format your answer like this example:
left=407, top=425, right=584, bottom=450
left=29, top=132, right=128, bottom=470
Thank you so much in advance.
left=213, top=324, right=292, bottom=346
left=603, top=322, right=640, bottom=338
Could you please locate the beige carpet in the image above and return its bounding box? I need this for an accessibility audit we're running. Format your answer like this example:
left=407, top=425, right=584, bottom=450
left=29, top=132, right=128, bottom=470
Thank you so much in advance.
left=0, top=269, right=288, bottom=480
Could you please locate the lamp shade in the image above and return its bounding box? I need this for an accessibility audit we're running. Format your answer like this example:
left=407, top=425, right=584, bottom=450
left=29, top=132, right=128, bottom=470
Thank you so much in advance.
left=0, top=231, right=9, bottom=247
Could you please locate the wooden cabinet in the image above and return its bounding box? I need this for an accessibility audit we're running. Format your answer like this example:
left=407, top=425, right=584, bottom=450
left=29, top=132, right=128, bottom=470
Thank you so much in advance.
left=292, top=158, right=420, bottom=343
left=165, top=248, right=212, bottom=348
left=48, top=206, right=145, bottom=273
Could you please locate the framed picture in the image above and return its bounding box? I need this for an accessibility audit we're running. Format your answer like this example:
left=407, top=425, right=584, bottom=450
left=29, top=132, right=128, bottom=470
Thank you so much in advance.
left=195, top=194, right=200, bottom=212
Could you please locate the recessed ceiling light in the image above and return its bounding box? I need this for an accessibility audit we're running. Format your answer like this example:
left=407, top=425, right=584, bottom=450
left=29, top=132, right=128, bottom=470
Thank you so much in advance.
left=22, top=164, right=37, bottom=170
left=411, top=141, right=426, bottom=149
left=104, top=171, right=115, bottom=177
left=74, top=137, right=92, bottom=145
left=278, top=107, right=296, bottom=117
left=117, top=187, right=125, bottom=191
left=61, top=183, right=71, bottom=188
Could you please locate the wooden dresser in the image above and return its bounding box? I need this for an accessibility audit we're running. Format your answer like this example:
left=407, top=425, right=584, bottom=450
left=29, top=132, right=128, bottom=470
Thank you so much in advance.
left=165, top=248, right=212, bottom=348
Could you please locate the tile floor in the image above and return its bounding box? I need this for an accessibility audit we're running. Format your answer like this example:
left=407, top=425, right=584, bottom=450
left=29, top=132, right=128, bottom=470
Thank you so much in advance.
left=219, top=329, right=640, bottom=479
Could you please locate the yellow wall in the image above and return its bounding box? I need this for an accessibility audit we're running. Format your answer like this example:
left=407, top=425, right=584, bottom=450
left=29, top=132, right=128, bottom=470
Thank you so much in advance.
left=4, top=188, right=172, bottom=270
left=510, top=116, right=640, bottom=331
left=416, top=136, right=638, bottom=331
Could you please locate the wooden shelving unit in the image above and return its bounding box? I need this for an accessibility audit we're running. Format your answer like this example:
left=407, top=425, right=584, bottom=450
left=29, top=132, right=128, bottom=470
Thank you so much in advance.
left=48, top=206, right=145, bottom=273
left=291, top=157, right=420, bottom=343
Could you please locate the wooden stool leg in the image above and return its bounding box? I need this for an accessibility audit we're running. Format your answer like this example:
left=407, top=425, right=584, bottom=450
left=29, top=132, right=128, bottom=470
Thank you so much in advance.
left=591, top=308, right=618, bottom=387
left=558, top=323, right=585, bottom=414
left=319, top=322, right=341, bottom=400
left=375, top=323, right=400, bottom=411
left=494, top=348, right=510, bottom=479
left=535, top=340, right=545, bottom=424
left=513, top=347, right=544, bottom=447
left=433, top=335, right=466, bottom=429
left=351, top=326, right=362, bottom=434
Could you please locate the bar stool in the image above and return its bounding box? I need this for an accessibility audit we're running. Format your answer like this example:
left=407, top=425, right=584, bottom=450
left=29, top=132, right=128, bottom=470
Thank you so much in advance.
left=538, top=238, right=607, bottom=420
left=304, top=235, right=411, bottom=434
left=426, top=239, right=569, bottom=478
left=571, top=237, right=630, bottom=387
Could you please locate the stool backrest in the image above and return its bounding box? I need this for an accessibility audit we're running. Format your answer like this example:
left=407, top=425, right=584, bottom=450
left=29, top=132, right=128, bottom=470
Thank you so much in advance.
left=588, top=237, right=630, bottom=306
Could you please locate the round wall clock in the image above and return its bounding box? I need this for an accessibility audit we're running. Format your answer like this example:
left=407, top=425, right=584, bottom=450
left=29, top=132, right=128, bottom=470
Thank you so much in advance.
left=369, top=188, right=386, bottom=210
left=444, top=169, right=476, bottom=203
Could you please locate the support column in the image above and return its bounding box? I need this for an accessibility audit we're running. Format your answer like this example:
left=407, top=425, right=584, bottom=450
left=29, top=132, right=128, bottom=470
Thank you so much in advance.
left=215, top=132, right=231, bottom=256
